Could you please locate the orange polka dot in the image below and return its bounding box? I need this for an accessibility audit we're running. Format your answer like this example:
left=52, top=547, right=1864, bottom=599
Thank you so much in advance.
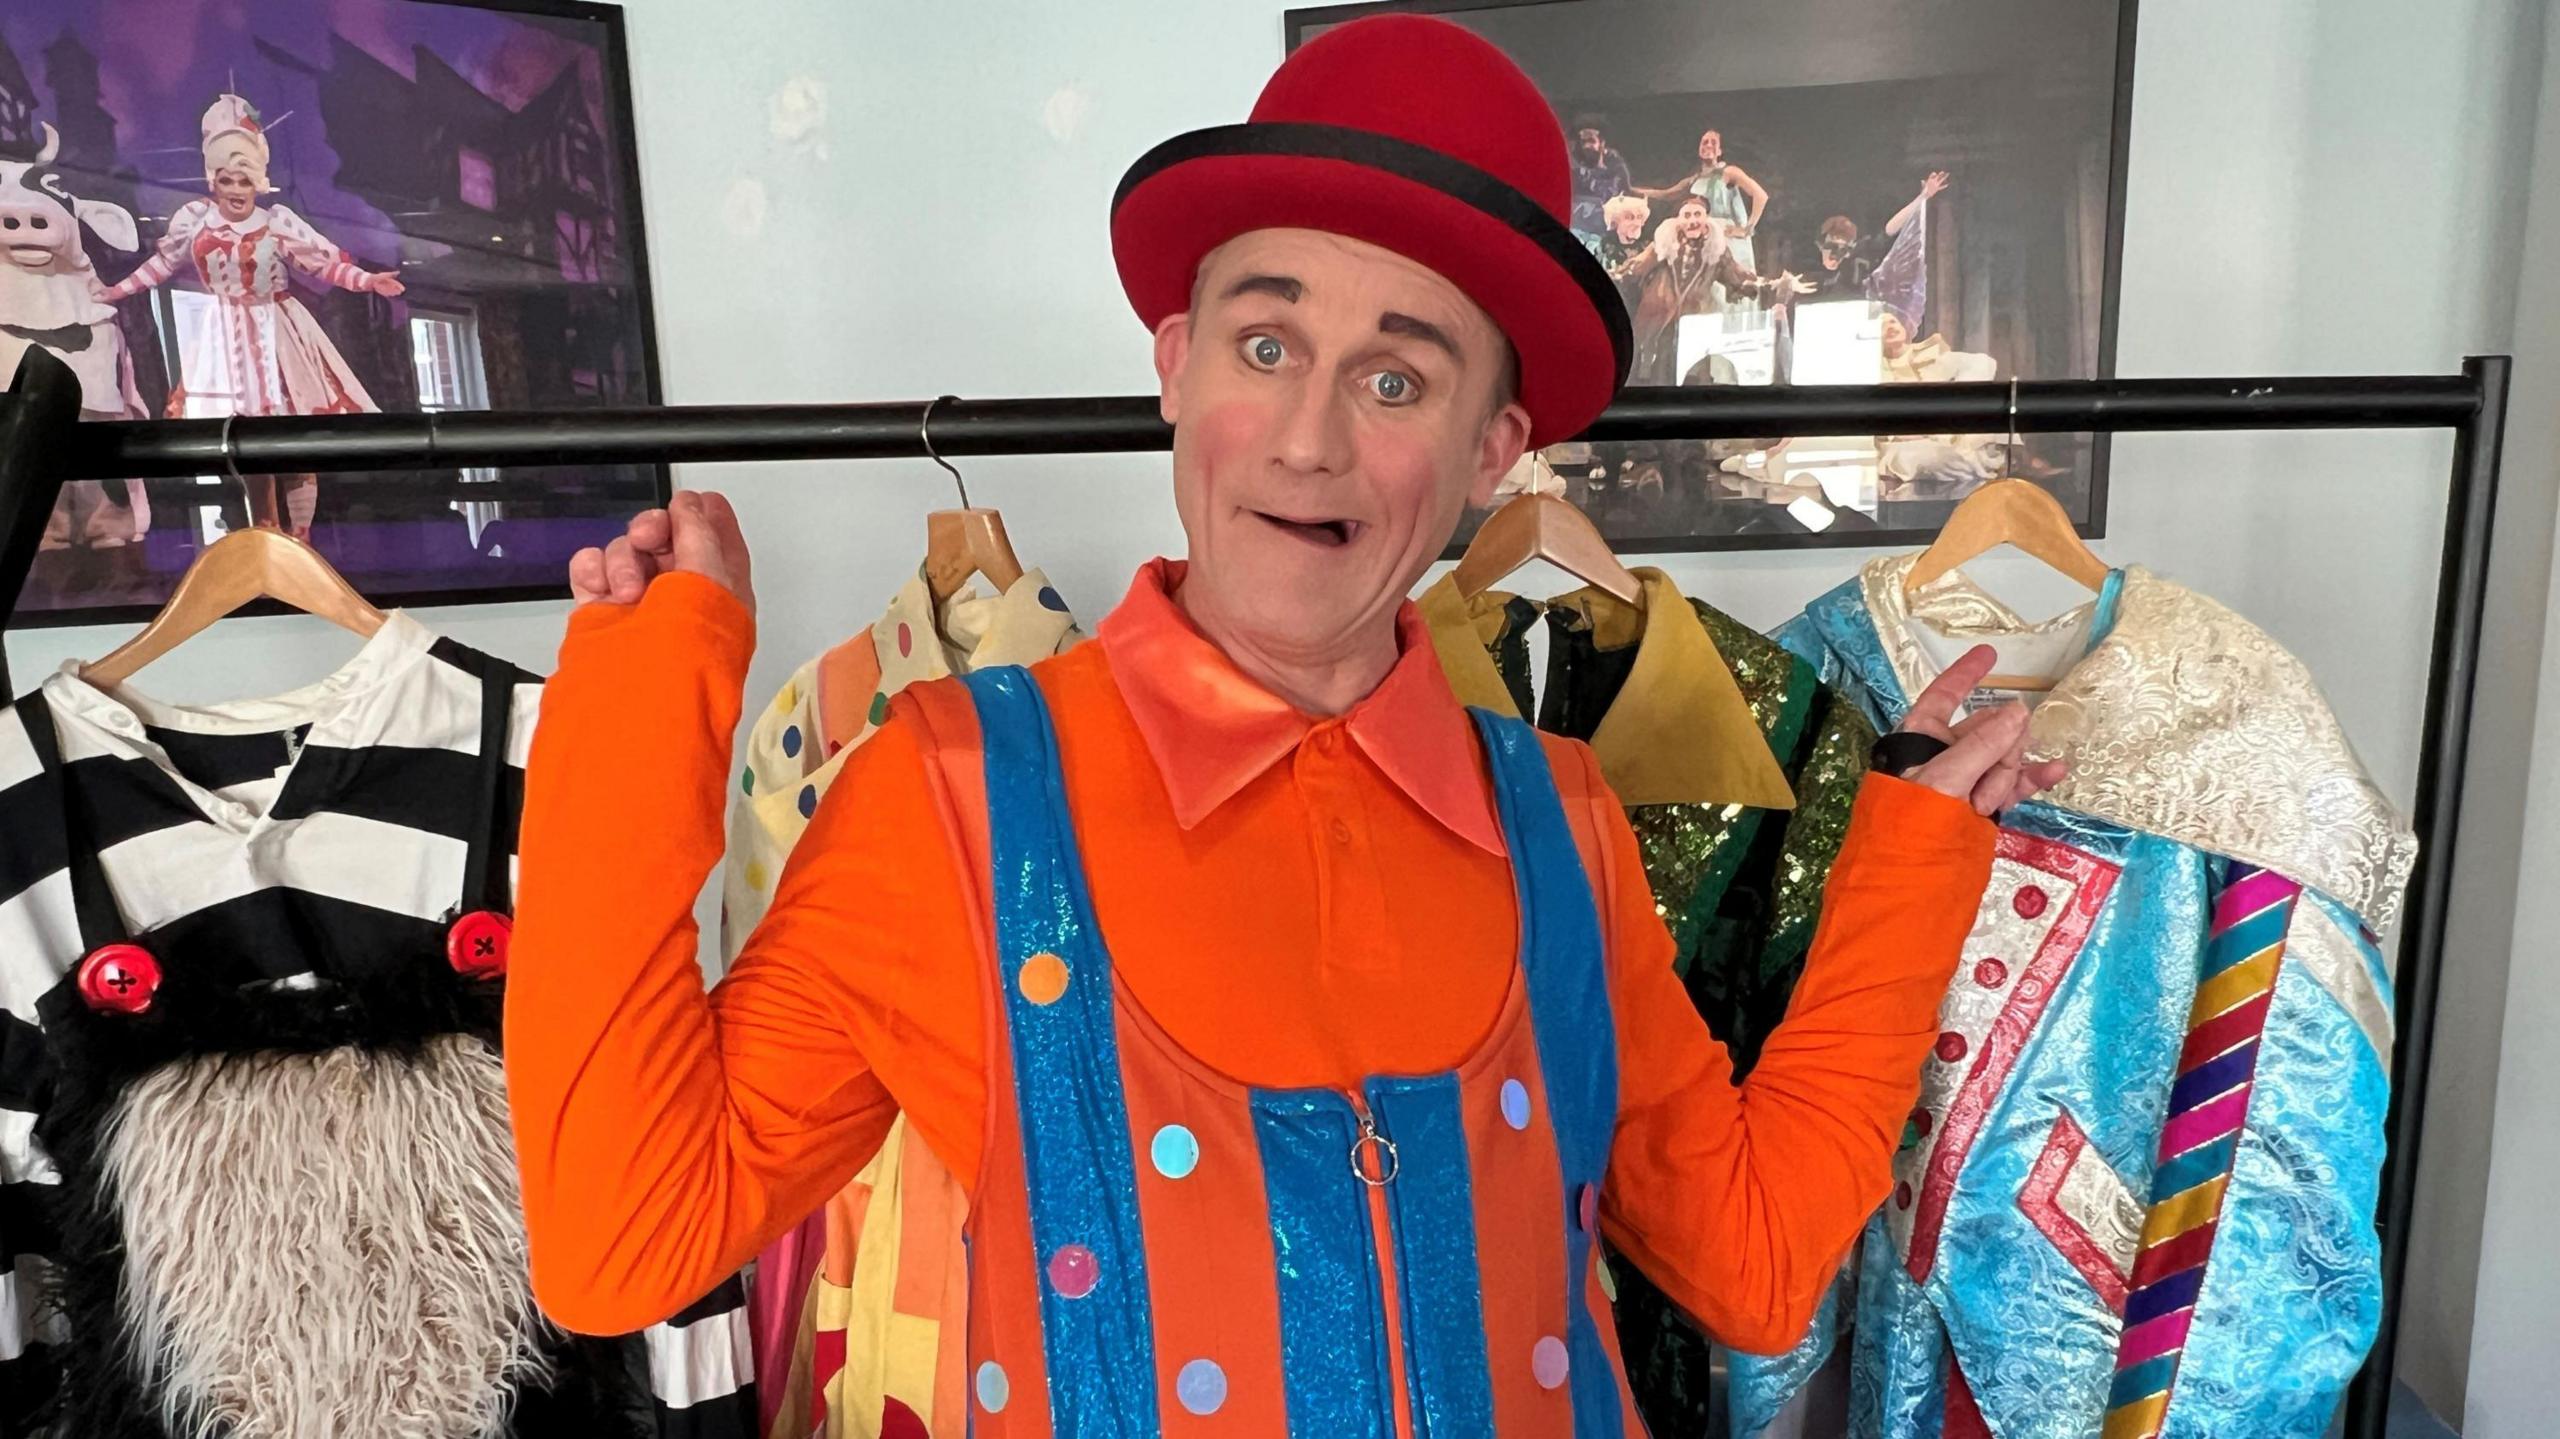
left=1018, top=953, right=1070, bottom=1006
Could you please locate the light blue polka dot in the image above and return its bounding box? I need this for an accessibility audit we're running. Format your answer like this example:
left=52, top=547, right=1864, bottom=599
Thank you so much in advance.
left=1500, top=1078, right=1531, bottom=1131
left=1176, top=1358, right=1228, bottom=1416
left=1151, top=1124, right=1200, bottom=1180
left=781, top=724, right=803, bottom=759
left=798, top=785, right=819, bottom=820
left=975, top=1361, right=1009, bottom=1414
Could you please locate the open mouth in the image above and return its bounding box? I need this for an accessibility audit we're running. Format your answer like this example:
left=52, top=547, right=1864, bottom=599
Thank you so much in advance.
left=1252, top=511, right=1361, bottom=549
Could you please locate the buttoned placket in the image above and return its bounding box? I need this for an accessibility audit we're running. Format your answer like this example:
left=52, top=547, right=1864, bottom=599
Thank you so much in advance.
left=1292, top=721, right=1393, bottom=977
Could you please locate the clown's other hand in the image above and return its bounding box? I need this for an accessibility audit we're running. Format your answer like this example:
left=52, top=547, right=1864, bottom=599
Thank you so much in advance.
left=1896, top=644, right=2068, bottom=816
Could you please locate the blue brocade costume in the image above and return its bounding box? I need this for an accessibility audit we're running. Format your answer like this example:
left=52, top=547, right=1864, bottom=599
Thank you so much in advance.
left=1734, top=556, right=2414, bottom=1439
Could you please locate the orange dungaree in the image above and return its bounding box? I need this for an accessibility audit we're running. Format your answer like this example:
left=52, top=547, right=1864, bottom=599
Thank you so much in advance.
left=504, top=562, right=1994, bottom=1355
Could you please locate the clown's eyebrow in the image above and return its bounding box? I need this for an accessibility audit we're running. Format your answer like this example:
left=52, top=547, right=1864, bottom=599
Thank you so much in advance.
left=1223, top=274, right=1304, bottom=303
left=1379, top=311, right=1460, bottom=359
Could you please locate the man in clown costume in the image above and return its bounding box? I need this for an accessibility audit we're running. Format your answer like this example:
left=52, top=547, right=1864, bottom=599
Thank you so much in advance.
left=506, top=17, right=2051, bottom=1435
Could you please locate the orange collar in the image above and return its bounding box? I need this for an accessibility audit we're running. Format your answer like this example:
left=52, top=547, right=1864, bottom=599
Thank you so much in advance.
left=1096, top=559, right=1506, bottom=855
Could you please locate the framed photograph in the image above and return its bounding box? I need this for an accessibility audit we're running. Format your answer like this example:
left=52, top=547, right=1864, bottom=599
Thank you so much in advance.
left=1287, top=0, right=2137, bottom=554
left=1, top=0, right=662, bottom=627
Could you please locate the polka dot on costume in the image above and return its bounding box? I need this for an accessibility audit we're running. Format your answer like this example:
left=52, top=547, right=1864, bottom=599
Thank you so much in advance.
left=1151, top=1124, right=1200, bottom=1180
left=868, top=692, right=890, bottom=727
left=744, top=861, right=769, bottom=892
left=1532, top=1336, right=1570, bottom=1390
left=1018, top=952, right=1070, bottom=1006
left=1576, top=1183, right=1599, bottom=1234
left=1176, top=1359, right=1228, bottom=1416
left=1974, top=958, right=2009, bottom=989
left=1935, top=1031, right=1969, bottom=1064
left=1911, top=1107, right=1934, bottom=1139
left=740, top=767, right=754, bottom=796
left=1037, top=585, right=1068, bottom=613
left=781, top=725, right=803, bottom=759
left=1895, top=1180, right=1914, bottom=1210
left=897, top=621, right=914, bottom=659
left=775, top=683, right=797, bottom=713
left=975, top=1361, right=1009, bottom=1414
left=2014, top=885, right=2051, bottom=920
left=1500, top=1078, right=1531, bottom=1131
left=1047, top=1243, right=1099, bottom=1299
left=799, top=785, right=819, bottom=820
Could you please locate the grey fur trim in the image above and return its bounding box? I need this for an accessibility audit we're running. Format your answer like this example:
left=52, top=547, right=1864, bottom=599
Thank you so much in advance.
left=101, top=1034, right=555, bottom=1438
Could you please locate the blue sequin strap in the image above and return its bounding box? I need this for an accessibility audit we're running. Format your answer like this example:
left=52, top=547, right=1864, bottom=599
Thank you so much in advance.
left=964, top=667, right=1160, bottom=1434
left=1470, top=709, right=1625, bottom=1436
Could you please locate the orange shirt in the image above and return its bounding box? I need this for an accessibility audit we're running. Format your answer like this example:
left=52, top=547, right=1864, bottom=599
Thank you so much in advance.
left=505, top=561, right=1994, bottom=1355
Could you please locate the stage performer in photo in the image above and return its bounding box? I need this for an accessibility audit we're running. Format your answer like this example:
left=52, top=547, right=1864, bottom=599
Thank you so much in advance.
left=1808, top=171, right=1949, bottom=304
left=1639, top=127, right=1770, bottom=279
left=94, top=94, right=405, bottom=542
left=1624, top=194, right=1811, bottom=384
left=1, top=122, right=152, bottom=551
left=1876, top=310, right=2013, bottom=496
left=1569, top=114, right=1635, bottom=235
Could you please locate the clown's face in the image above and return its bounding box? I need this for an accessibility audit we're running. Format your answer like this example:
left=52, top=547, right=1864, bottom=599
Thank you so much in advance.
left=212, top=169, right=258, bottom=222
left=1152, top=228, right=1528, bottom=684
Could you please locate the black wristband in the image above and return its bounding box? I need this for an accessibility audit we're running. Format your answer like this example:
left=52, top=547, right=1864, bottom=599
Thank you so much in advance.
left=1870, top=730, right=1952, bottom=778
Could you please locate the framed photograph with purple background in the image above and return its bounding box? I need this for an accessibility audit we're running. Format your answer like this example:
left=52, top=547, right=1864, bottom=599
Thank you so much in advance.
left=1, top=0, right=661, bottom=626
left=1287, top=0, right=2136, bottom=554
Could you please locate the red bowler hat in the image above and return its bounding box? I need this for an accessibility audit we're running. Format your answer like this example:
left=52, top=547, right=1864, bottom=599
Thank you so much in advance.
left=1110, top=14, right=1631, bottom=448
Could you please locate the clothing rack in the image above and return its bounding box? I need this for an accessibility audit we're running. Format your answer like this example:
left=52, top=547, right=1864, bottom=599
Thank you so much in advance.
left=0, top=349, right=2513, bottom=1439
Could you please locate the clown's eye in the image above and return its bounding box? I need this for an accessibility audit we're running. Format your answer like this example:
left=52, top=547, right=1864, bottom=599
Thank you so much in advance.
left=1242, top=335, right=1286, bottom=370
left=1365, top=370, right=1418, bottom=405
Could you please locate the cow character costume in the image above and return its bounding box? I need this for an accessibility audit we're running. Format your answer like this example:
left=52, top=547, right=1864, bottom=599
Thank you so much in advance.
left=0, top=121, right=152, bottom=551
left=0, top=620, right=754, bottom=1436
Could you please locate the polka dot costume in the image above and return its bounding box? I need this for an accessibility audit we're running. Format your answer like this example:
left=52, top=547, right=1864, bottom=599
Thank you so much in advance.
left=719, top=569, right=1083, bottom=962
left=718, top=568, right=1080, bottom=1439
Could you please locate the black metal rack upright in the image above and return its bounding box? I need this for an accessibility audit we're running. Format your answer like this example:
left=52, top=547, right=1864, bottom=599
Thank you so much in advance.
left=0, top=349, right=2516, bottom=1438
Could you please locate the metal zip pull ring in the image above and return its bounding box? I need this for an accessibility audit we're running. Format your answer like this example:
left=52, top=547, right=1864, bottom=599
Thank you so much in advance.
left=1351, top=1112, right=1399, bottom=1187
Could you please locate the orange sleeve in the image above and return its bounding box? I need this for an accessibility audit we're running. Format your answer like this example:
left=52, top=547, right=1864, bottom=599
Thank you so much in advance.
left=505, top=573, right=988, bottom=1336
left=1596, top=765, right=1994, bottom=1354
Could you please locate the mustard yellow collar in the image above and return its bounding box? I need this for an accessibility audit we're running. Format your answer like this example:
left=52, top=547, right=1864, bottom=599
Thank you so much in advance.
left=1418, top=569, right=1796, bottom=810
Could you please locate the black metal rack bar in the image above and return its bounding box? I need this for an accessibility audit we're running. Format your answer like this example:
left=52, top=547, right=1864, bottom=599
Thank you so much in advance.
left=0, top=352, right=2516, bottom=1438
left=37, top=373, right=2486, bottom=480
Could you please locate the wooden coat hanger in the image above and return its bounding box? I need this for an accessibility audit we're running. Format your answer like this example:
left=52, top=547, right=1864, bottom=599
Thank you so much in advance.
left=1904, top=381, right=2109, bottom=692
left=84, top=415, right=384, bottom=688
left=918, top=395, right=1025, bottom=601
left=1452, top=458, right=1643, bottom=607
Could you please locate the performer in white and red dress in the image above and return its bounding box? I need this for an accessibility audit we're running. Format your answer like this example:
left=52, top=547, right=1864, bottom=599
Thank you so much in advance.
left=96, top=94, right=405, bottom=539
